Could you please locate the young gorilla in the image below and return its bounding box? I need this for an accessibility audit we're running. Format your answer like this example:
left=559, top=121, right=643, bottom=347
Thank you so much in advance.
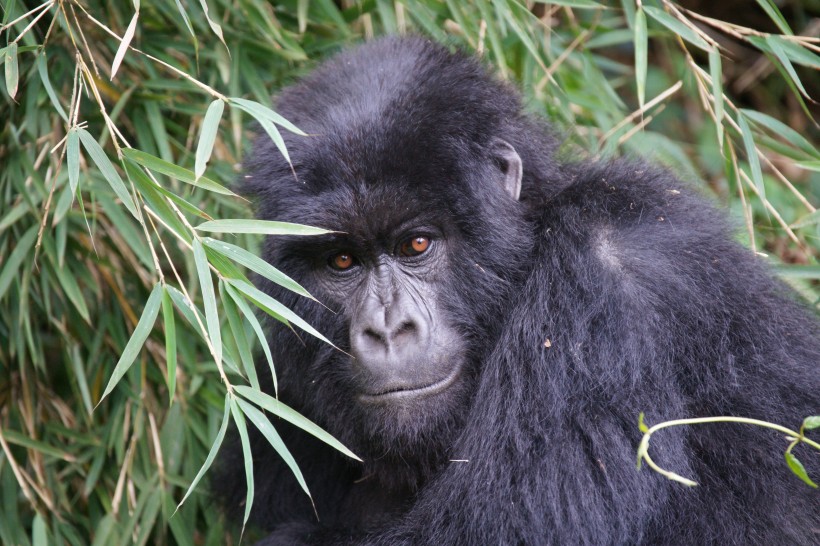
left=218, top=37, right=820, bottom=545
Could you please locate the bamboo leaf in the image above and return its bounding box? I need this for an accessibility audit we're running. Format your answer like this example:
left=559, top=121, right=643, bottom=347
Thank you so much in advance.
left=67, top=129, right=81, bottom=195
left=235, top=385, right=360, bottom=461
left=226, top=278, right=336, bottom=349
left=708, top=48, right=724, bottom=147
left=111, top=11, right=139, bottom=80
left=0, top=225, right=37, bottom=300
left=196, top=219, right=332, bottom=236
left=193, top=239, right=222, bottom=366
left=229, top=97, right=307, bottom=136
left=162, top=287, right=178, bottom=404
left=122, top=148, right=237, bottom=196
left=97, top=284, right=163, bottom=406
left=737, top=113, right=765, bottom=200
left=229, top=398, right=255, bottom=528
left=753, top=0, right=793, bottom=35
left=37, top=53, right=68, bottom=122
left=197, top=0, right=229, bottom=52
left=643, top=6, right=710, bottom=51
left=77, top=129, right=139, bottom=218
left=220, top=281, right=259, bottom=390
left=236, top=398, right=312, bottom=497
left=225, top=283, right=277, bottom=394
left=203, top=237, right=317, bottom=301
left=195, top=99, right=225, bottom=181
left=634, top=8, right=647, bottom=108
left=4, top=42, right=18, bottom=99
left=175, top=395, right=231, bottom=511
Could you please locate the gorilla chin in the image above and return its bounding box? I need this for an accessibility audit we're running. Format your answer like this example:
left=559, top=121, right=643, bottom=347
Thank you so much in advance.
left=216, top=36, right=820, bottom=546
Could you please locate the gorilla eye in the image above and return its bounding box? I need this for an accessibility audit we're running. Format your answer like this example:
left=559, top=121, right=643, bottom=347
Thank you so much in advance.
left=400, top=236, right=430, bottom=257
left=330, top=253, right=355, bottom=270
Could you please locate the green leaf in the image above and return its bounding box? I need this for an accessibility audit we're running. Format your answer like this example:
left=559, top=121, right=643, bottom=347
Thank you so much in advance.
left=195, top=99, right=225, bottom=181
left=51, top=260, right=91, bottom=323
left=203, top=237, right=316, bottom=301
left=111, top=11, right=139, bottom=80
left=4, top=42, right=18, bottom=99
left=220, top=281, right=259, bottom=390
left=97, top=284, right=163, bottom=406
left=77, top=129, right=139, bottom=218
left=634, top=9, right=647, bottom=108
left=32, top=513, right=47, bottom=546
left=235, top=385, right=360, bottom=461
left=162, top=287, right=178, bottom=405
left=196, top=219, right=332, bottom=236
left=766, top=36, right=809, bottom=99
left=37, top=53, right=68, bottom=122
left=193, top=239, right=222, bottom=366
left=175, top=395, right=231, bottom=511
left=122, top=148, right=237, bottom=196
left=643, top=6, right=710, bottom=51
left=737, top=113, right=765, bottom=200
left=297, top=0, right=309, bottom=33
left=236, top=398, right=312, bottom=498
left=708, top=48, right=724, bottom=147
left=225, top=283, right=277, bottom=394
left=740, top=109, right=818, bottom=159
left=784, top=452, right=818, bottom=488
left=67, top=129, right=81, bottom=195
left=229, top=97, right=307, bottom=136
left=790, top=210, right=820, bottom=230
left=229, top=397, right=255, bottom=528
left=197, top=0, right=229, bottom=51
left=795, top=160, right=820, bottom=172
left=753, top=0, right=793, bottom=35
left=803, top=416, right=820, bottom=430
left=533, top=0, right=604, bottom=8
left=0, top=225, right=37, bottom=300
left=226, top=278, right=336, bottom=349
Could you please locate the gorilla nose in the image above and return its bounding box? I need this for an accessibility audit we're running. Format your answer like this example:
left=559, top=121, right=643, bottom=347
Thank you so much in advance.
left=354, top=318, right=421, bottom=356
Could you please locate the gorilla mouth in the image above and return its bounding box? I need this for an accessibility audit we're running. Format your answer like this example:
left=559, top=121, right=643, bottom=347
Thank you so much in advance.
left=358, top=365, right=461, bottom=403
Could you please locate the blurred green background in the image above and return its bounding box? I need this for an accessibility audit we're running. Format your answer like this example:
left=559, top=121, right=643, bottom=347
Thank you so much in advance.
left=0, top=0, right=817, bottom=544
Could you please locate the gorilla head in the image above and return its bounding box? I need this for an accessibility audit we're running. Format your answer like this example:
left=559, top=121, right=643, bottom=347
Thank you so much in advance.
left=244, top=38, right=545, bottom=458
left=224, top=36, right=820, bottom=545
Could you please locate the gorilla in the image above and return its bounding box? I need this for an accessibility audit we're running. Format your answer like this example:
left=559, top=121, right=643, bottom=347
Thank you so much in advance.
left=218, top=37, right=820, bottom=545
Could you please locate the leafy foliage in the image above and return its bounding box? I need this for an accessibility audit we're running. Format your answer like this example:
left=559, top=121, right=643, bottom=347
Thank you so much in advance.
left=0, top=0, right=817, bottom=543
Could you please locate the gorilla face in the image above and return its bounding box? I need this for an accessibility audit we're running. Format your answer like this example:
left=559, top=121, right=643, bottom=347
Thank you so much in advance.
left=258, top=132, right=527, bottom=455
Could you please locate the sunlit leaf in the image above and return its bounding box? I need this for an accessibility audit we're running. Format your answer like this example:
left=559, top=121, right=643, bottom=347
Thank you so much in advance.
left=77, top=129, right=139, bottom=218
left=784, top=452, right=818, bottom=488
left=196, top=219, right=332, bottom=236
left=4, top=42, right=18, bottom=99
left=195, top=99, right=225, bottom=181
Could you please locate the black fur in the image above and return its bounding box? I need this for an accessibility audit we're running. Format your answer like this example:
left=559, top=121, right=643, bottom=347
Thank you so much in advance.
left=218, top=37, right=820, bottom=545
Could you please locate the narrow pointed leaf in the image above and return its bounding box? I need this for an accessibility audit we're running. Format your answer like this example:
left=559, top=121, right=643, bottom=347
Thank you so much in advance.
left=235, top=386, right=360, bottom=461
left=67, top=129, right=81, bottom=194
left=236, top=398, right=312, bottom=497
left=196, top=219, right=331, bottom=236
left=175, top=396, right=231, bottom=511
left=220, top=281, right=259, bottom=390
left=97, top=284, right=163, bottom=405
left=37, top=53, right=68, bottom=122
left=195, top=99, right=224, bottom=180
left=229, top=398, right=255, bottom=528
left=230, top=97, right=307, bottom=136
left=0, top=225, right=37, bottom=300
left=226, top=278, right=335, bottom=348
left=122, top=148, right=236, bottom=195
left=111, top=12, right=139, bottom=80
left=708, top=48, right=724, bottom=147
left=737, top=114, right=765, bottom=199
left=634, top=9, right=647, bottom=108
left=193, top=239, right=222, bottom=365
left=225, top=283, right=277, bottom=394
left=162, top=287, right=178, bottom=404
left=4, top=42, right=18, bottom=99
left=203, top=237, right=316, bottom=300
left=77, top=129, right=138, bottom=218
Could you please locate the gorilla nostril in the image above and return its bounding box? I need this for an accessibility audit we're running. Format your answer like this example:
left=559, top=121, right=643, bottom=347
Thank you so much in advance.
left=392, top=321, right=417, bottom=340
left=363, top=328, right=386, bottom=345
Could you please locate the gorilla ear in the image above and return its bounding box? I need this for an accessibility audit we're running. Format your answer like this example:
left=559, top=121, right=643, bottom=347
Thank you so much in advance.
left=490, top=139, right=522, bottom=201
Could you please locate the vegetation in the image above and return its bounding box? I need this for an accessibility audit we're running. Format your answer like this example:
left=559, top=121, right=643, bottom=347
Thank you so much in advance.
left=0, top=0, right=817, bottom=543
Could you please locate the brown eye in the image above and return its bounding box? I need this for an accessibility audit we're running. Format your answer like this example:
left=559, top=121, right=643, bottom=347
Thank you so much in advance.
left=331, top=253, right=354, bottom=270
left=400, top=236, right=430, bottom=257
